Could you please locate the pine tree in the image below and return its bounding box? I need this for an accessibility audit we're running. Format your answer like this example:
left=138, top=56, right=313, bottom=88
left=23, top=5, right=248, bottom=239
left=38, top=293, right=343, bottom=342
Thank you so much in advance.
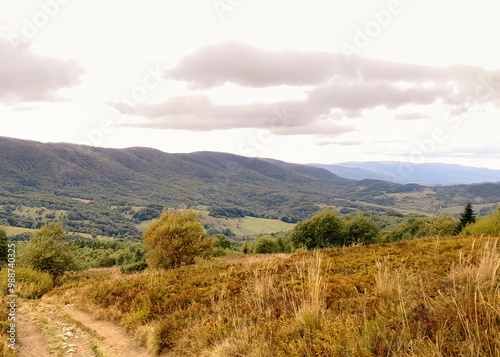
left=456, top=203, right=476, bottom=233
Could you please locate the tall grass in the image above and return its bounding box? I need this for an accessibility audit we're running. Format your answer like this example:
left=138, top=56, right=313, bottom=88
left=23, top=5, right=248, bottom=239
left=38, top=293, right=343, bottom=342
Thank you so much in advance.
left=44, top=235, right=500, bottom=356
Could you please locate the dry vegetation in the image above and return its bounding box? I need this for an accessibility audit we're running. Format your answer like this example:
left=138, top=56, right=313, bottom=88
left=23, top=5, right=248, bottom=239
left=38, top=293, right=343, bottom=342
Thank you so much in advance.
left=43, top=235, right=500, bottom=356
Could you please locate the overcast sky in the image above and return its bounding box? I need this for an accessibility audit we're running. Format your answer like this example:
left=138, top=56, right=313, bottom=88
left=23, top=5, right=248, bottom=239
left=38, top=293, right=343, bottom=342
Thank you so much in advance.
left=1, top=0, right=500, bottom=169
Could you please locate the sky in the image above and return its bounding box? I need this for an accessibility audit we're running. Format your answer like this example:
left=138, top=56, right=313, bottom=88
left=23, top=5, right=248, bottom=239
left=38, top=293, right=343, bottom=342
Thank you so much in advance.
left=1, top=0, right=500, bottom=169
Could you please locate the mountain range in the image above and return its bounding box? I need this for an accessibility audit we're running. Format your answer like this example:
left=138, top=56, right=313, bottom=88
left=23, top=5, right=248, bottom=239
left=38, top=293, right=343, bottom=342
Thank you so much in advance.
left=315, top=162, right=500, bottom=186
left=1, top=137, right=500, bottom=226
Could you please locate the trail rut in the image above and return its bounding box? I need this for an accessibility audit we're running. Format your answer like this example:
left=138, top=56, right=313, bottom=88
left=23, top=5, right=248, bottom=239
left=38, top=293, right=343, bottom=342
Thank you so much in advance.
left=17, top=300, right=151, bottom=357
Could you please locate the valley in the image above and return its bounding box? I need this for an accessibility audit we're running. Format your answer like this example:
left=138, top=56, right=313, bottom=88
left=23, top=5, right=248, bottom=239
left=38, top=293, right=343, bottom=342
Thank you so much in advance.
left=1, top=137, right=500, bottom=240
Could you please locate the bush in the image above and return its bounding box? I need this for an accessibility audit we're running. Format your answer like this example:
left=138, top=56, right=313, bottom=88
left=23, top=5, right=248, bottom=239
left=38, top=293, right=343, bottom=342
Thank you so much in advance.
left=254, top=236, right=281, bottom=254
left=344, top=214, right=379, bottom=244
left=22, top=222, right=75, bottom=277
left=143, top=210, right=212, bottom=269
left=121, top=261, right=148, bottom=274
left=382, top=218, right=426, bottom=242
left=289, top=210, right=345, bottom=249
left=214, top=234, right=232, bottom=249
left=0, top=267, right=53, bottom=298
left=416, top=215, right=458, bottom=238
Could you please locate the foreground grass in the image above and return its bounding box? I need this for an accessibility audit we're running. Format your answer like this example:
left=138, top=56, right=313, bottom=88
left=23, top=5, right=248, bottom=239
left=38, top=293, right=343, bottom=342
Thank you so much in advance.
left=45, top=235, right=500, bottom=356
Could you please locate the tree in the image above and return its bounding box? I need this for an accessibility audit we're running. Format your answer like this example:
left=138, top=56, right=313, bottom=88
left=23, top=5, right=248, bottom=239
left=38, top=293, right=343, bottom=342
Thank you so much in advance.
left=456, top=203, right=476, bottom=233
left=254, top=236, right=280, bottom=254
left=143, top=210, right=212, bottom=269
left=214, top=234, right=231, bottom=249
left=289, top=210, right=345, bottom=250
left=23, top=222, right=75, bottom=278
left=417, top=216, right=457, bottom=238
left=242, top=242, right=249, bottom=254
left=277, top=235, right=292, bottom=253
left=345, top=214, right=379, bottom=244
left=0, top=226, right=8, bottom=266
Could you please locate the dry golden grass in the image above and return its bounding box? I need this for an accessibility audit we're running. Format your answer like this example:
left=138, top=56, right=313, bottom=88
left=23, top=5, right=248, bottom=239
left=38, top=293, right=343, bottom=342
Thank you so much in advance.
left=44, top=235, right=500, bottom=356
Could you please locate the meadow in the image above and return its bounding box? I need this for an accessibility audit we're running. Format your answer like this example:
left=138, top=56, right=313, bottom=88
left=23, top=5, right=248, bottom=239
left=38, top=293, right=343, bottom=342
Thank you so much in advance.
left=40, top=234, right=500, bottom=356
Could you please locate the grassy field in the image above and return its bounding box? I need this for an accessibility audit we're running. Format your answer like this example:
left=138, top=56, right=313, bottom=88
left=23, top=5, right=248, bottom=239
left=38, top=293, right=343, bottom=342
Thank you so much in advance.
left=3, top=226, right=112, bottom=240
left=316, top=199, right=433, bottom=217
left=136, top=210, right=296, bottom=237
left=4, top=226, right=35, bottom=236
left=44, top=234, right=500, bottom=356
left=238, top=216, right=295, bottom=235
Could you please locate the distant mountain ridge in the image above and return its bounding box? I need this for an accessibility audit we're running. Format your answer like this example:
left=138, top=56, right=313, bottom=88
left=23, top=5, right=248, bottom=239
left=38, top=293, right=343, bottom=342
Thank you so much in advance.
left=1, top=137, right=500, bottom=223
left=315, top=162, right=500, bottom=186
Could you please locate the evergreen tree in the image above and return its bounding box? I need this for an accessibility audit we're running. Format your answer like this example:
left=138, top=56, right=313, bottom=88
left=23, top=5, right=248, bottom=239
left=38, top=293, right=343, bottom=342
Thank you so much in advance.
left=457, top=203, right=476, bottom=233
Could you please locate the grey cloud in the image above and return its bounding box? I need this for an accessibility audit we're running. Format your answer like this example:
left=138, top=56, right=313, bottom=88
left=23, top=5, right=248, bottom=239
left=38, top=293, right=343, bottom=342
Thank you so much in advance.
left=307, top=79, right=450, bottom=114
left=165, top=42, right=499, bottom=94
left=164, top=42, right=343, bottom=89
left=114, top=95, right=353, bottom=137
left=0, top=38, right=84, bottom=104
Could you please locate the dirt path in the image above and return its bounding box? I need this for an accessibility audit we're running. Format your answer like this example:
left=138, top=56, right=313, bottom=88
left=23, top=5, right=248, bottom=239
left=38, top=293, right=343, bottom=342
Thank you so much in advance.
left=58, top=304, right=150, bottom=357
left=16, top=311, right=51, bottom=357
left=18, top=300, right=151, bottom=357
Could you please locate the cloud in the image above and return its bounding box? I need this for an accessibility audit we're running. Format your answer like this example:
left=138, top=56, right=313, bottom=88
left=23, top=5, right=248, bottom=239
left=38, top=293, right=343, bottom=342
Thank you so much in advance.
left=165, top=42, right=500, bottom=94
left=164, top=42, right=343, bottom=89
left=372, top=140, right=406, bottom=144
left=393, top=112, right=431, bottom=120
left=116, top=42, right=500, bottom=136
left=114, top=96, right=353, bottom=137
left=0, top=38, right=84, bottom=104
left=316, top=141, right=362, bottom=146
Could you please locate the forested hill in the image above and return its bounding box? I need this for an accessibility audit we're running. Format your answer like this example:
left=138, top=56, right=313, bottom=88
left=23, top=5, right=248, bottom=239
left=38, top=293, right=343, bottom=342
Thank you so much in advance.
left=1, top=136, right=500, bottom=226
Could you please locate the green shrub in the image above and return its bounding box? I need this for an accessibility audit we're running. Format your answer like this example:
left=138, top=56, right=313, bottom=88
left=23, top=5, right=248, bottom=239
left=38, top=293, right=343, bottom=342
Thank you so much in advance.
left=121, top=261, right=148, bottom=274
left=23, top=222, right=75, bottom=277
left=416, top=215, right=458, bottom=237
left=0, top=267, right=53, bottom=298
left=289, top=209, right=345, bottom=249
left=143, top=210, right=212, bottom=269
left=462, top=208, right=500, bottom=236
left=344, top=214, right=380, bottom=244
left=254, top=236, right=280, bottom=254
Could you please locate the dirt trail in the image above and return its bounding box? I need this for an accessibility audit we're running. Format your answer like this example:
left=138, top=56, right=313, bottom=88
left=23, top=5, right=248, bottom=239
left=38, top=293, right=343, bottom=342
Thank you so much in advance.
left=16, top=311, right=51, bottom=357
left=57, top=303, right=150, bottom=357
left=17, top=300, right=151, bottom=357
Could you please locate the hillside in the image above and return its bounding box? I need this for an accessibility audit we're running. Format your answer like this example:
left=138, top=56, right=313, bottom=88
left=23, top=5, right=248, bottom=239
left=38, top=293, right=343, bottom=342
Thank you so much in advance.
left=39, top=234, right=500, bottom=356
left=2, top=137, right=500, bottom=239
